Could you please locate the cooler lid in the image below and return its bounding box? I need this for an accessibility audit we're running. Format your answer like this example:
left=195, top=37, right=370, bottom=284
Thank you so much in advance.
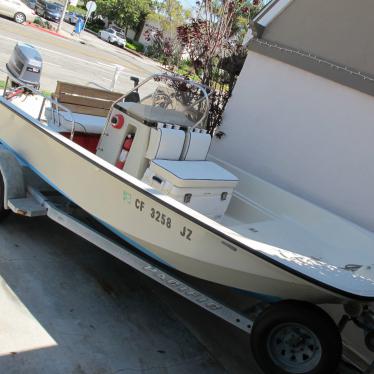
left=150, top=160, right=239, bottom=188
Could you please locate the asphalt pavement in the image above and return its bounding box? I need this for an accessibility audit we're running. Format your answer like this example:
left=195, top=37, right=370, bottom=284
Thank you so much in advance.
left=0, top=214, right=256, bottom=374
left=0, top=17, right=163, bottom=93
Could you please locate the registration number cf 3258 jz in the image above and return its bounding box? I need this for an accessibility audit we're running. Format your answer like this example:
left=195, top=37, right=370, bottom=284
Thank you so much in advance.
left=131, top=195, right=192, bottom=241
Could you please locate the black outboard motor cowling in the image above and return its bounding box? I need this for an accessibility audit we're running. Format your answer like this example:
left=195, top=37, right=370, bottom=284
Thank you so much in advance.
left=6, top=42, right=43, bottom=89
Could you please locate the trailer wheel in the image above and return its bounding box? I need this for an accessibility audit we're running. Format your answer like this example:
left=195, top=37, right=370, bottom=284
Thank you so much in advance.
left=250, top=300, right=342, bottom=374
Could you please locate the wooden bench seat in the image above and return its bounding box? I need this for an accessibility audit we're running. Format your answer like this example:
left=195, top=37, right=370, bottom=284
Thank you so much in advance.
left=52, top=81, right=123, bottom=117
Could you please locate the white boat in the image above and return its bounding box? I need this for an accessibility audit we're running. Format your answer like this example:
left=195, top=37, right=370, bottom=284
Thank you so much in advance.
left=0, top=47, right=373, bottom=373
left=2, top=74, right=373, bottom=305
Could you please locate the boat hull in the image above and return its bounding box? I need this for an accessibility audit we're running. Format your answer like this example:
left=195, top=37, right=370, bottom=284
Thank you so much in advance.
left=0, top=99, right=369, bottom=304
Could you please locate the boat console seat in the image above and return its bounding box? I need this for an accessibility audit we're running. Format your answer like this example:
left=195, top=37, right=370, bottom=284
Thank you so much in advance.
left=180, top=129, right=211, bottom=160
left=145, top=123, right=211, bottom=162
left=146, top=126, right=186, bottom=160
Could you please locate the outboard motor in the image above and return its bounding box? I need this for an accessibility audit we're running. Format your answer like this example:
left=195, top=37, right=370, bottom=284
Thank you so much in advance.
left=6, top=42, right=43, bottom=90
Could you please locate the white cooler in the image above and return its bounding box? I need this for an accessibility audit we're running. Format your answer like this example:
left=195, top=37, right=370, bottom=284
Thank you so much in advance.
left=142, top=160, right=238, bottom=220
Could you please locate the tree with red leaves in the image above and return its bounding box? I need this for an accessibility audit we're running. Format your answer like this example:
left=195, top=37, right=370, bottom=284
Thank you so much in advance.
left=176, top=0, right=263, bottom=131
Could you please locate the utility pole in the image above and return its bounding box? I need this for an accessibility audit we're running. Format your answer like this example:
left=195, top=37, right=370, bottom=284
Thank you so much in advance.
left=57, top=0, right=69, bottom=33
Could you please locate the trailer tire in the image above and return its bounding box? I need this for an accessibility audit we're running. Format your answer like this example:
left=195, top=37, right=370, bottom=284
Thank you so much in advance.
left=250, top=300, right=342, bottom=374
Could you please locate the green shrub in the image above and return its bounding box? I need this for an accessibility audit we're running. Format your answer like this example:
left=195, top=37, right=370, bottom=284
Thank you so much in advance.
left=125, top=39, right=144, bottom=53
left=86, top=17, right=105, bottom=33
left=33, top=16, right=43, bottom=26
left=67, top=5, right=87, bottom=16
left=177, top=59, right=192, bottom=73
left=41, top=90, right=52, bottom=97
left=33, top=17, right=53, bottom=30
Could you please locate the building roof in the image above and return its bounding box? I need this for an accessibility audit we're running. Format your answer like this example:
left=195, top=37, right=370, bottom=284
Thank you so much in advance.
left=249, top=0, right=374, bottom=97
left=252, top=0, right=293, bottom=37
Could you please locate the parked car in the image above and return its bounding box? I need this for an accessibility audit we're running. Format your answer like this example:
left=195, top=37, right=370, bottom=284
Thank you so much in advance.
left=98, top=28, right=126, bottom=48
left=64, top=11, right=78, bottom=24
left=0, top=0, right=35, bottom=23
left=35, top=0, right=61, bottom=22
left=53, top=2, right=62, bottom=10
left=26, top=0, right=36, bottom=9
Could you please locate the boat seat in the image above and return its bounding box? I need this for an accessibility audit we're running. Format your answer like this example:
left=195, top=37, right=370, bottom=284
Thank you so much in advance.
left=181, top=129, right=211, bottom=160
left=145, top=125, right=186, bottom=160
left=147, top=160, right=238, bottom=188
left=45, top=107, right=106, bottom=134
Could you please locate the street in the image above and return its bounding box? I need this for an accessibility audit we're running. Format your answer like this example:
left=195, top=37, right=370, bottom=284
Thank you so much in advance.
left=0, top=17, right=163, bottom=93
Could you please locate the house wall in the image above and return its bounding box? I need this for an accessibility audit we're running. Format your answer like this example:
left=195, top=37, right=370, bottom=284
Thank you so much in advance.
left=126, top=29, right=136, bottom=40
left=262, top=0, right=374, bottom=77
left=210, top=51, right=374, bottom=233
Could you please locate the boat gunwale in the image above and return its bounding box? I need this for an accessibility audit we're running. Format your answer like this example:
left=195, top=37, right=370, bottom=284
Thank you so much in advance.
left=1, top=97, right=374, bottom=303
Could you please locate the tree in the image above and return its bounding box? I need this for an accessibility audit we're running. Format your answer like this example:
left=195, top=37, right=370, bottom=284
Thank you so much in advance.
left=96, top=0, right=152, bottom=34
left=144, top=0, right=189, bottom=66
left=175, top=0, right=263, bottom=131
left=150, top=0, right=189, bottom=36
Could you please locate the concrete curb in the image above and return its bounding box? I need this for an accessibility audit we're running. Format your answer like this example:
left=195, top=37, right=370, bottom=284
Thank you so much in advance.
left=123, top=46, right=144, bottom=59
left=84, top=28, right=98, bottom=37
left=25, top=22, right=67, bottom=39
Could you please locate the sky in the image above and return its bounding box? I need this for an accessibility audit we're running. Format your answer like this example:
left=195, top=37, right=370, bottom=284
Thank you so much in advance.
left=180, top=0, right=196, bottom=9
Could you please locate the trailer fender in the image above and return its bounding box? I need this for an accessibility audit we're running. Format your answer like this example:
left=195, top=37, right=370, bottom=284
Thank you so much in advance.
left=0, top=147, right=25, bottom=209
